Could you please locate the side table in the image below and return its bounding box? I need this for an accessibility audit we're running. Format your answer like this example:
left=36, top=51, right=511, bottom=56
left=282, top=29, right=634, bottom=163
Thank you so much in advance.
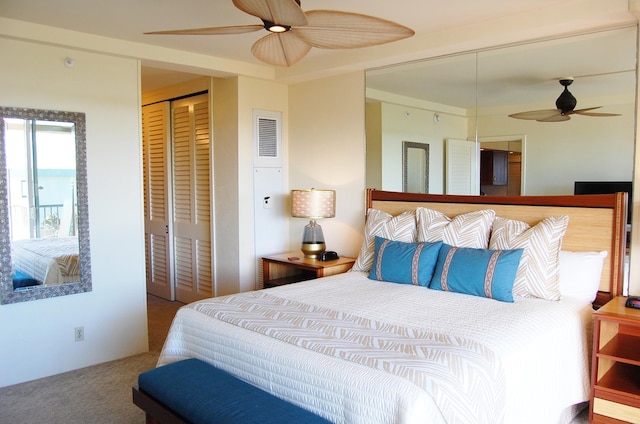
left=262, top=252, right=355, bottom=288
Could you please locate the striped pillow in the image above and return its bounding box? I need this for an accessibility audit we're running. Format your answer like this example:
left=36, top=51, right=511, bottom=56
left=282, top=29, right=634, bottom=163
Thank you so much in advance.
left=368, top=237, right=442, bottom=286
left=416, top=208, right=495, bottom=248
left=489, top=215, right=569, bottom=300
left=352, top=209, right=417, bottom=272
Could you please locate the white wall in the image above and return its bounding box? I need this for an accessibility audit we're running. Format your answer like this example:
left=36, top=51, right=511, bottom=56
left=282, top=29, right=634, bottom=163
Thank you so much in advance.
left=0, top=38, right=147, bottom=387
left=289, top=72, right=366, bottom=258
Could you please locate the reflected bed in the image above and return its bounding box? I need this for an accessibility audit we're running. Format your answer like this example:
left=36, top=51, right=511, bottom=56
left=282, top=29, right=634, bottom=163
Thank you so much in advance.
left=11, top=236, right=79, bottom=287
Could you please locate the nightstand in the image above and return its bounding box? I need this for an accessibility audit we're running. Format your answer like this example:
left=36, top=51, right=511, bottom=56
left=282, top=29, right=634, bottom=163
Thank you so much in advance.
left=262, top=252, right=355, bottom=289
left=590, top=296, right=640, bottom=423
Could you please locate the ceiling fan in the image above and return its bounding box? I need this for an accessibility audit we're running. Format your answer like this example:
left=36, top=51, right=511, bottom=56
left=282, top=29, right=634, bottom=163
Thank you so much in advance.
left=508, top=78, right=621, bottom=122
left=145, top=0, right=414, bottom=67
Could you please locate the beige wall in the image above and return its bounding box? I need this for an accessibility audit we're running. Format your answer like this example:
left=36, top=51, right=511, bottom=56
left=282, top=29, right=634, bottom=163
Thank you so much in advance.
left=212, top=77, right=241, bottom=296
left=0, top=38, right=147, bottom=387
left=289, top=72, right=366, bottom=258
left=365, top=102, right=383, bottom=189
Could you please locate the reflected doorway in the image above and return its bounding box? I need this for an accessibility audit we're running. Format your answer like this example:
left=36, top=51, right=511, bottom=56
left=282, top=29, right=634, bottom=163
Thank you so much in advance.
left=479, top=136, right=524, bottom=196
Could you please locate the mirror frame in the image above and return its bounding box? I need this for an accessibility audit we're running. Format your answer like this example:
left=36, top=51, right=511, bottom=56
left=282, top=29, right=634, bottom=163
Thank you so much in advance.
left=0, top=107, right=91, bottom=304
left=402, top=141, right=429, bottom=193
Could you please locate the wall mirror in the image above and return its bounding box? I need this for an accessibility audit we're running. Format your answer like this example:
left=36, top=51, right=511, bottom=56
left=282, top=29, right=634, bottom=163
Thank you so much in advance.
left=365, top=25, right=636, bottom=199
left=403, top=141, right=429, bottom=193
left=0, top=107, right=91, bottom=304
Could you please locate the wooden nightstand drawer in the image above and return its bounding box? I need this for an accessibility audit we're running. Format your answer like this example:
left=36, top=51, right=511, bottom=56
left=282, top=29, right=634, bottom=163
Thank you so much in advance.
left=593, top=397, right=640, bottom=423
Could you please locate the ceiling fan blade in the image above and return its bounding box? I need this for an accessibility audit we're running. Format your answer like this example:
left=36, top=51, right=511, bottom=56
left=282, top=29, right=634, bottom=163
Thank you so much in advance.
left=508, top=109, right=561, bottom=121
left=538, top=114, right=571, bottom=122
left=145, top=25, right=263, bottom=35
left=573, top=111, right=621, bottom=117
left=572, top=107, right=620, bottom=117
left=571, top=106, right=601, bottom=113
left=251, top=32, right=311, bottom=67
left=233, top=0, right=307, bottom=26
left=293, top=10, right=414, bottom=49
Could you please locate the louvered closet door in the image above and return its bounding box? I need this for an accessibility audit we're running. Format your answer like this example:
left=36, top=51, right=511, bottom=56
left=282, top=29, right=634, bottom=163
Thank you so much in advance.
left=142, top=102, right=173, bottom=300
left=171, top=94, right=213, bottom=303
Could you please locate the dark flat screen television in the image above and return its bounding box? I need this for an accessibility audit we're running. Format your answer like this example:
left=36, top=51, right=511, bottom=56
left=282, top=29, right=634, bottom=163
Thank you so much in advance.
left=574, top=181, right=632, bottom=223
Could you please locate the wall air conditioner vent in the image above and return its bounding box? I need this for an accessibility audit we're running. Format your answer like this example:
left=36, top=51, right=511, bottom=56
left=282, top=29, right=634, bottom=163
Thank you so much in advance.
left=253, top=109, right=282, bottom=168
left=258, top=117, right=277, bottom=158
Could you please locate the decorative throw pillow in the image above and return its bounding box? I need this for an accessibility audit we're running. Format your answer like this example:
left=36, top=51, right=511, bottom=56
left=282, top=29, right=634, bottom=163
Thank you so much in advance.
left=429, top=244, right=523, bottom=302
left=416, top=208, right=495, bottom=248
left=489, top=215, right=569, bottom=300
left=559, top=250, right=607, bottom=303
left=352, top=209, right=417, bottom=272
left=368, top=237, right=442, bottom=286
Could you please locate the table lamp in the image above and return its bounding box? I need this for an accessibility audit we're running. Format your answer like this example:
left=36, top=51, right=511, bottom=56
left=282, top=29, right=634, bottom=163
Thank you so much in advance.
left=291, top=189, right=336, bottom=258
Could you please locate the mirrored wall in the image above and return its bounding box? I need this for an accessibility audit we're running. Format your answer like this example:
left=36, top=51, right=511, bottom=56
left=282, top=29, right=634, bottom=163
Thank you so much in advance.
left=366, top=26, right=637, bottom=198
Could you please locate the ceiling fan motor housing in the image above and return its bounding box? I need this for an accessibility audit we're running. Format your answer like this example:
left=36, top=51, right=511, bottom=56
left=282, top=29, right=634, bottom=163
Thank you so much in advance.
left=556, top=78, right=577, bottom=114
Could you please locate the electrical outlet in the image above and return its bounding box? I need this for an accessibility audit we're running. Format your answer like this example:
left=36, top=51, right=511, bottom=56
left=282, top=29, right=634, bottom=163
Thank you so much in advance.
left=74, top=326, right=84, bottom=342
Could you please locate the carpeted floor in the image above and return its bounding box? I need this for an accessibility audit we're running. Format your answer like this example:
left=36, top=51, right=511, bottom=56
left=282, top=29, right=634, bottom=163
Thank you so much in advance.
left=0, top=294, right=183, bottom=424
left=0, top=294, right=590, bottom=423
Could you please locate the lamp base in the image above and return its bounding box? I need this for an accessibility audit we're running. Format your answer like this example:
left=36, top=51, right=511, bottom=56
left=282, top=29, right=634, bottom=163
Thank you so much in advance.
left=301, top=242, right=326, bottom=259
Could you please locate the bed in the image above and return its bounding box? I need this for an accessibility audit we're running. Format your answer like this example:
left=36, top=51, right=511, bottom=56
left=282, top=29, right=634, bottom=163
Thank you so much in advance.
left=11, top=236, right=80, bottom=287
left=158, top=189, right=627, bottom=424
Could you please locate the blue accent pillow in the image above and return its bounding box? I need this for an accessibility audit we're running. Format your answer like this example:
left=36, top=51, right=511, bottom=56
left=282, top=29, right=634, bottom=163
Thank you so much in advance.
left=429, top=243, right=523, bottom=302
left=369, top=236, right=442, bottom=286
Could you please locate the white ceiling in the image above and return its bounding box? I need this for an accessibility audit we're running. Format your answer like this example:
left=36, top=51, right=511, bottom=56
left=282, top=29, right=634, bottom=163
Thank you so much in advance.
left=0, top=0, right=636, bottom=100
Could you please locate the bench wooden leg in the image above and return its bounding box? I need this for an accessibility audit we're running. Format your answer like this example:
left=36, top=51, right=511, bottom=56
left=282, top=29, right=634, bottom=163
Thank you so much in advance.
left=146, top=412, right=160, bottom=424
left=132, top=385, right=189, bottom=424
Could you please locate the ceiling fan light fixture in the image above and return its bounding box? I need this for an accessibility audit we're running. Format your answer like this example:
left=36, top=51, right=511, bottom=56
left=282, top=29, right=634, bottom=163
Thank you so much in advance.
left=263, top=20, right=290, bottom=33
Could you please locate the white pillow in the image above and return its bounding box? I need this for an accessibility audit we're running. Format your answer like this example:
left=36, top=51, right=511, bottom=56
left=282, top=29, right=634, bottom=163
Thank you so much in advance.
left=559, top=250, right=607, bottom=303
left=352, top=208, right=416, bottom=272
left=416, top=208, right=495, bottom=248
left=489, top=215, right=569, bottom=301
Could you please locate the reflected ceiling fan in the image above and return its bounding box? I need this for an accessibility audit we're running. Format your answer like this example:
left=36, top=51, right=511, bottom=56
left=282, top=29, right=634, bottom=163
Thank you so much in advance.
left=145, top=0, right=414, bottom=67
left=508, top=78, right=621, bottom=122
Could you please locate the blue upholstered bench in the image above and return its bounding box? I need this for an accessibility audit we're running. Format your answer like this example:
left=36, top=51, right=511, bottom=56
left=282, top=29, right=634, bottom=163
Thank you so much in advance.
left=12, top=270, right=40, bottom=290
left=132, top=358, right=331, bottom=424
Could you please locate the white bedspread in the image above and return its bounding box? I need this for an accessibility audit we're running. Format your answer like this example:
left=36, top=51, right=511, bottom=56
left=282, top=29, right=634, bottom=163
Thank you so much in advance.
left=159, top=271, right=592, bottom=424
left=11, top=237, right=79, bottom=286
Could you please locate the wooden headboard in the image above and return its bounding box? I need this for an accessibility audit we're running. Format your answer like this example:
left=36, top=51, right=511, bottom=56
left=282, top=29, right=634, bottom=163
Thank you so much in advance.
left=367, top=189, right=627, bottom=308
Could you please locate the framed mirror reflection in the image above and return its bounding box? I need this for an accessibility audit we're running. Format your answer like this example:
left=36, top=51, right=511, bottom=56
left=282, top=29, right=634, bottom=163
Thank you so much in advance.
left=0, top=107, right=91, bottom=304
left=402, top=141, right=429, bottom=193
